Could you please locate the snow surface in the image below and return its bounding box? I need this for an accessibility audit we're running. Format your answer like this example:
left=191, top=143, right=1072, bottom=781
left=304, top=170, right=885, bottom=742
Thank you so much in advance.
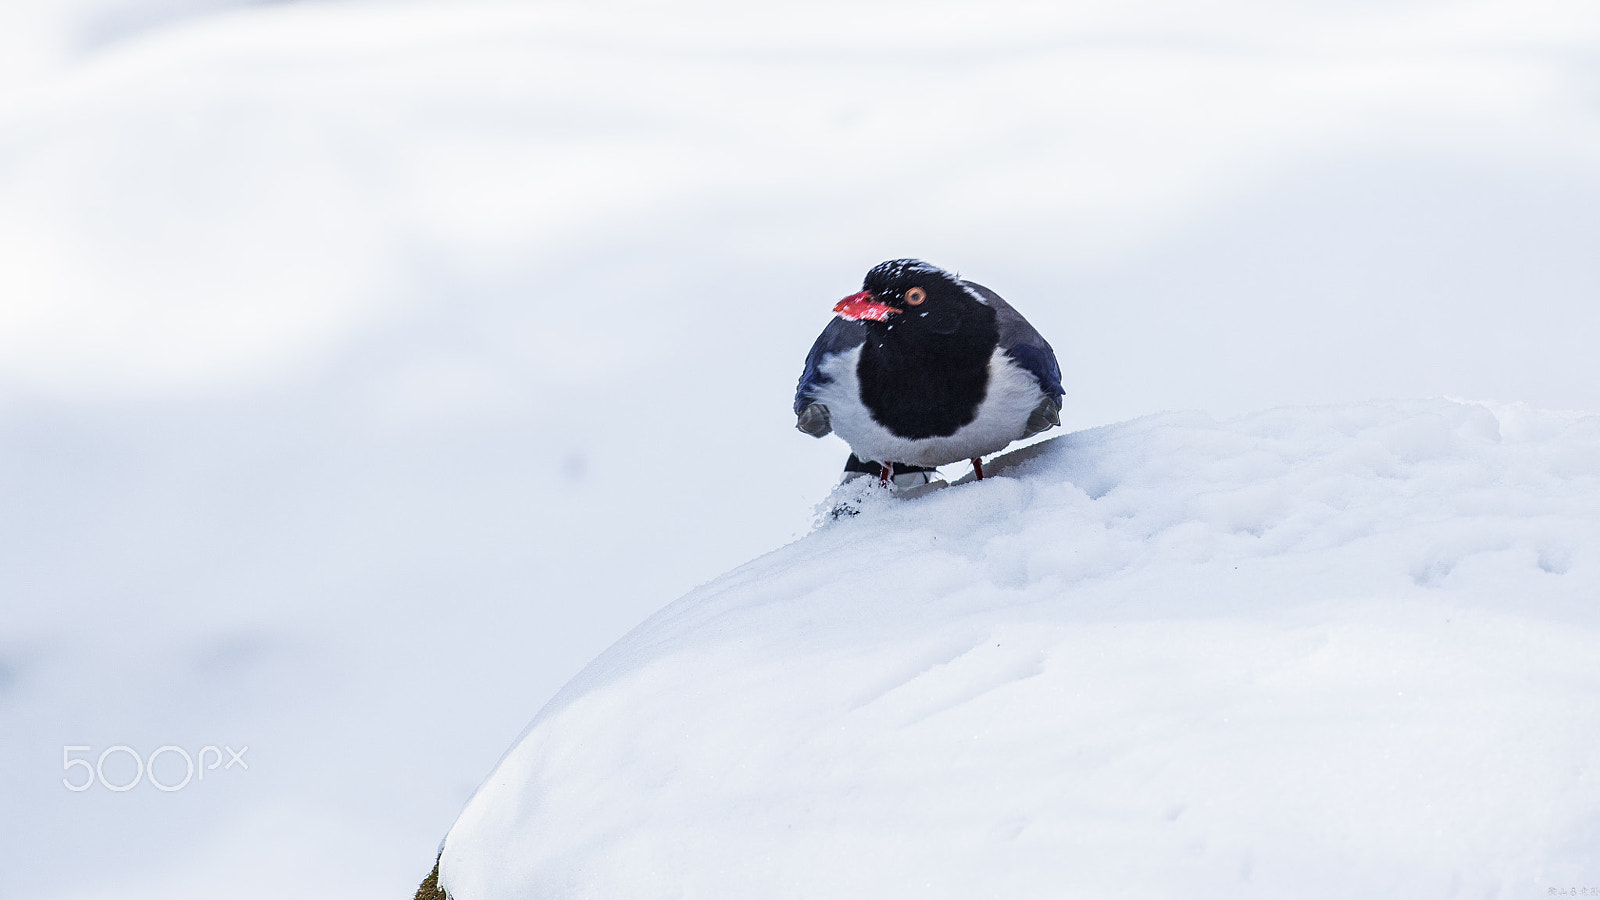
left=440, top=399, right=1600, bottom=899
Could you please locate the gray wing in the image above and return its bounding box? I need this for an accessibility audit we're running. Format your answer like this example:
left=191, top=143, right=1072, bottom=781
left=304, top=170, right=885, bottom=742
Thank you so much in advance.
left=794, top=316, right=868, bottom=415
left=963, top=280, right=1063, bottom=402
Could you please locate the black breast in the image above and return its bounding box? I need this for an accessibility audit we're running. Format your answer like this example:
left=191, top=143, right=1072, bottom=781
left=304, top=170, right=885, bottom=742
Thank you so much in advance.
left=856, top=307, right=999, bottom=439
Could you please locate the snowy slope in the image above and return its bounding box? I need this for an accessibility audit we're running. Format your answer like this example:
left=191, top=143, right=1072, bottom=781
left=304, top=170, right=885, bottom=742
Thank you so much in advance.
left=438, top=399, right=1600, bottom=899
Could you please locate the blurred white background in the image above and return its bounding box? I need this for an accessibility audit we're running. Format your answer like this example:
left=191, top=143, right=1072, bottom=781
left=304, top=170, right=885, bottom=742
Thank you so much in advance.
left=1, top=0, right=1597, bottom=896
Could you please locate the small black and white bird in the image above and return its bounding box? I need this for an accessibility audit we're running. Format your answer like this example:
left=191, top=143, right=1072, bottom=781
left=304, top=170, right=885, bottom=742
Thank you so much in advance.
left=795, top=259, right=1063, bottom=484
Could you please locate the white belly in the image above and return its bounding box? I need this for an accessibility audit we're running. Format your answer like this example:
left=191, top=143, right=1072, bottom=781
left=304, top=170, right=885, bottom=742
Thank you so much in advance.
left=813, top=346, right=1045, bottom=468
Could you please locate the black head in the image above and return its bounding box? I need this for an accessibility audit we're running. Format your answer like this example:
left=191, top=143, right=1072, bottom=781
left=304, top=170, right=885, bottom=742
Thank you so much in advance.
left=833, top=259, right=992, bottom=339
left=836, top=260, right=1003, bottom=440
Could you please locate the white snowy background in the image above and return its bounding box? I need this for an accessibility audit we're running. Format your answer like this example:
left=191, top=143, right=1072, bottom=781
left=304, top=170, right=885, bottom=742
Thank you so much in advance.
left=1, top=0, right=1597, bottom=897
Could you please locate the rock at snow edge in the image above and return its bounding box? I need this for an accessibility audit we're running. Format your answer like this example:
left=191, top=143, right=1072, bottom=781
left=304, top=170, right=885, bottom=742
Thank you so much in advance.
left=428, top=400, right=1600, bottom=900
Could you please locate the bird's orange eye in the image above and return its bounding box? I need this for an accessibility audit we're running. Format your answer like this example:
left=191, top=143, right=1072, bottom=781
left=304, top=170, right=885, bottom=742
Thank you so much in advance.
left=905, top=287, right=927, bottom=306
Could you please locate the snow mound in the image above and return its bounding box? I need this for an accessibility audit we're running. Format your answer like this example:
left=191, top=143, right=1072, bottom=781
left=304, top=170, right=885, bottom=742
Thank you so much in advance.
left=438, top=400, right=1600, bottom=899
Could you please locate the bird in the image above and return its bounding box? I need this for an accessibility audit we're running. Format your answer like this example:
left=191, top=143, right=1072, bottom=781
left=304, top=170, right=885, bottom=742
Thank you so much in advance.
left=795, top=259, right=1062, bottom=486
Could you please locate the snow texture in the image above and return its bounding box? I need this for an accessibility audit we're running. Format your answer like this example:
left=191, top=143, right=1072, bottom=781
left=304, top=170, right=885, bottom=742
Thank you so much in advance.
left=441, top=399, right=1600, bottom=899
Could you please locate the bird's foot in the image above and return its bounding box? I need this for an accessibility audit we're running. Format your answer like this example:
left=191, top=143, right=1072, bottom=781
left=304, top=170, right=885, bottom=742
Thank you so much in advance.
left=971, top=457, right=984, bottom=480
left=841, top=454, right=942, bottom=490
left=819, top=456, right=946, bottom=520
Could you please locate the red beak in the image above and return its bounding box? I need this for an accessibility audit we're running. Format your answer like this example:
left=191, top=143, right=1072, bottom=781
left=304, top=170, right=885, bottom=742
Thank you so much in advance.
left=833, top=290, right=897, bottom=322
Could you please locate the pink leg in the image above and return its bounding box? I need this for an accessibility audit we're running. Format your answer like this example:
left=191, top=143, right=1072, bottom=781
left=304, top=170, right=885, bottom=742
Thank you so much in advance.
left=972, top=457, right=984, bottom=480
left=879, top=463, right=892, bottom=487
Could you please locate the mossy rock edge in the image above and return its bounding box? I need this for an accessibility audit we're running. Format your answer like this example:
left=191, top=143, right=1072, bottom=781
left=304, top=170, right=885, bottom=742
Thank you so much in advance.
left=415, top=856, right=447, bottom=900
